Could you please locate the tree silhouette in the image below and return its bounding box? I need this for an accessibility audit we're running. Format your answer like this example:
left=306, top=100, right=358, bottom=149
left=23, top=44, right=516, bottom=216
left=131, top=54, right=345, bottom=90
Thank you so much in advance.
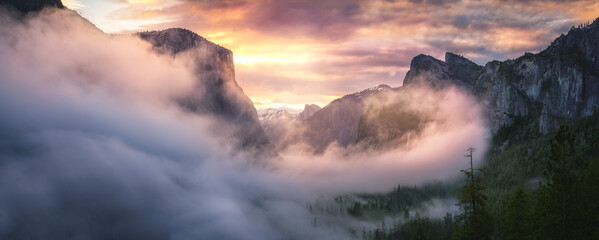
left=455, top=148, right=491, bottom=240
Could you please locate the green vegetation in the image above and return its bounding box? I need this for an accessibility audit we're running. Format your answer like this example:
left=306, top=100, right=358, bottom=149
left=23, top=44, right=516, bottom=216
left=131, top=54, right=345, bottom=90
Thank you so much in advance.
left=502, top=184, right=532, bottom=240
left=361, top=214, right=458, bottom=240
left=346, top=182, right=455, bottom=220
left=342, top=111, right=599, bottom=239
left=454, top=148, right=492, bottom=240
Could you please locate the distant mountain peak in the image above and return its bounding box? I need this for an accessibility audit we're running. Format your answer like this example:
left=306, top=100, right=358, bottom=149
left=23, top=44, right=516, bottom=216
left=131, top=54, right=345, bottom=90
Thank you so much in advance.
left=298, top=104, right=321, bottom=121
left=258, top=108, right=296, bottom=122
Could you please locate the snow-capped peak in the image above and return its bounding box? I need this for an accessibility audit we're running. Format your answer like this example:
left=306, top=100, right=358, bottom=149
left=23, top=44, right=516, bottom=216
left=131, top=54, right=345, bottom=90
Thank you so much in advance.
left=258, top=108, right=296, bottom=122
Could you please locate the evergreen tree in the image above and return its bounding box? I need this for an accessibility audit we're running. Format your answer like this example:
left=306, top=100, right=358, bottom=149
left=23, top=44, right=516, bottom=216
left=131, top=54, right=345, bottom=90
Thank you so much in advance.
left=503, top=184, right=532, bottom=240
left=534, top=125, right=584, bottom=239
left=455, top=148, right=491, bottom=240
left=576, top=158, right=599, bottom=239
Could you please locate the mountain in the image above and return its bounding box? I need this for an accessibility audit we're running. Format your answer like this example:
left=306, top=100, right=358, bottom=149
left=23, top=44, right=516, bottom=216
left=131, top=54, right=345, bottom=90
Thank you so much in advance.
left=0, top=0, right=273, bottom=155
left=301, top=84, right=392, bottom=153
left=0, top=0, right=63, bottom=12
left=404, top=19, right=599, bottom=133
left=356, top=88, right=433, bottom=150
left=138, top=28, right=273, bottom=155
left=257, top=104, right=322, bottom=148
left=292, top=19, right=599, bottom=151
left=258, top=108, right=297, bottom=122
left=298, top=104, right=321, bottom=121
left=255, top=84, right=396, bottom=153
left=258, top=108, right=297, bottom=145
left=403, top=52, right=482, bottom=90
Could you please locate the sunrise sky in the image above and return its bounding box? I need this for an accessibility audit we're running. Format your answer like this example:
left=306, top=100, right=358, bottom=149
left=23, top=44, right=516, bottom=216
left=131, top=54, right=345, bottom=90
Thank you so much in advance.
left=64, top=0, right=599, bottom=112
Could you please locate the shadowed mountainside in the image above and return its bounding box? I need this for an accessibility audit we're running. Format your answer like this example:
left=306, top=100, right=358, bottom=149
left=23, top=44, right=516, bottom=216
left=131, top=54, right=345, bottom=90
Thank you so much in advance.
left=0, top=0, right=63, bottom=12
left=138, top=29, right=274, bottom=155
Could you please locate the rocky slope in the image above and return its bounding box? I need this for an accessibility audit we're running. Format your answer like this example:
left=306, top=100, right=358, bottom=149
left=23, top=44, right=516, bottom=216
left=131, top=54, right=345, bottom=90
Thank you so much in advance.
left=300, top=84, right=392, bottom=153
left=254, top=85, right=392, bottom=153
left=291, top=19, right=599, bottom=151
left=298, top=104, right=321, bottom=121
left=404, top=19, right=599, bottom=133
left=403, top=52, right=482, bottom=90
left=356, top=88, right=432, bottom=150
left=138, top=29, right=273, bottom=154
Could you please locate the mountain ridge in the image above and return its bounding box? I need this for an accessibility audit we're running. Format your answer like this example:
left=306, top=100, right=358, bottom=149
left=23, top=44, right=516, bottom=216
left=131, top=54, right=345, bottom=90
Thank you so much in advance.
left=278, top=18, right=599, bottom=152
left=404, top=18, right=599, bottom=133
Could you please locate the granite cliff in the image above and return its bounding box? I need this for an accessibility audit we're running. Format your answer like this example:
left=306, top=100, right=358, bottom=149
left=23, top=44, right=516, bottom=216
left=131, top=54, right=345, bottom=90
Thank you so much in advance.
left=0, top=0, right=273, bottom=155
left=300, top=84, right=392, bottom=153
left=138, top=29, right=273, bottom=154
left=403, top=19, right=599, bottom=133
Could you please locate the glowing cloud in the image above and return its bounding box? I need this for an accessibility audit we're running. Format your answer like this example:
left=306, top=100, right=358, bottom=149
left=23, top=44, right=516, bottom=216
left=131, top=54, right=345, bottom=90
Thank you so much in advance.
left=0, top=7, right=489, bottom=238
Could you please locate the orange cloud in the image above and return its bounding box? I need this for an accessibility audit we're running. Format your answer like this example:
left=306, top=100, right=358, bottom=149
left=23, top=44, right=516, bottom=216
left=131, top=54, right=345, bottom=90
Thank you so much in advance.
left=82, top=0, right=599, bottom=110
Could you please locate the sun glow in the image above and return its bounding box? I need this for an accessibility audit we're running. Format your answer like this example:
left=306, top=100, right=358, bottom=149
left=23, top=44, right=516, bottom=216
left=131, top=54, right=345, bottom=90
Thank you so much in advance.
left=126, top=0, right=160, bottom=4
left=234, top=55, right=308, bottom=65
left=63, top=0, right=84, bottom=10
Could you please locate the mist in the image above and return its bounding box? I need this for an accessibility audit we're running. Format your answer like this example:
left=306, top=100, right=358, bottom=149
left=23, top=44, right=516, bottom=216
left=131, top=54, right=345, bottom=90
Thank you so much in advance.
left=0, top=6, right=488, bottom=239
left=274, top=85, right=488, bottom=193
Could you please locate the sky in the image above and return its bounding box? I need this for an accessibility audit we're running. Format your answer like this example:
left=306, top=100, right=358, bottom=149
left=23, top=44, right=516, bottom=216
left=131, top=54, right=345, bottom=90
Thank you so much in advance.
left=0, top=8, right=487, bottom=237
left=64, top=0, right=599, bottom=112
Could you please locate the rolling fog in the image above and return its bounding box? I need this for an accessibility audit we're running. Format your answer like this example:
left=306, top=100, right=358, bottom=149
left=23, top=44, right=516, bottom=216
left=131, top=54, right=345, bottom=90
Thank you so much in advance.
left=0, top=7, right=487, bottom=239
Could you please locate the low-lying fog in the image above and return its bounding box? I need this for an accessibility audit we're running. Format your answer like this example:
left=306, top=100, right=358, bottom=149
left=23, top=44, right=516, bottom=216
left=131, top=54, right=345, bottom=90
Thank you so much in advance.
left=0, top=7, right=487, bottom=239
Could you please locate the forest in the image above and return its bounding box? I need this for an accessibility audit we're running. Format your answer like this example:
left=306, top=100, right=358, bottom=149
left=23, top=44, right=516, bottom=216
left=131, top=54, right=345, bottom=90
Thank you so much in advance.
left=332, top=111, right=599, bottom=239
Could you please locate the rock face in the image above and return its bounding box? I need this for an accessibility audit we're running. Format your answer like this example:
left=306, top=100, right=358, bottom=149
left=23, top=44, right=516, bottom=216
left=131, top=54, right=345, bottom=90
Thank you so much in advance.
left=301, top=84, right=392, bottom=152
left=404, top=19, right=599, bottom=133
left=356, top=88, right=432, bottom=150
left=298, top=104, right=321, bottom=121
left=403, top=53, right=483, bottom=90
left=138, top=29, right=273, bottom=154
left=255, top=85, right=391, bottom=153
left=0, top=0, right=63, bottom=12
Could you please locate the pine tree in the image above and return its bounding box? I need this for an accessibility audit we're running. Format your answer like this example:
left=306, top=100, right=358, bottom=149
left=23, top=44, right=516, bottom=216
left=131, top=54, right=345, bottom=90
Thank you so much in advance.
left=503, top=184, right=531, bottom=240
left=575, top=158, right=599, bottom=239
left=534, top=125, right=584, bottom=239
left=455, top=148, right=491, bottom=240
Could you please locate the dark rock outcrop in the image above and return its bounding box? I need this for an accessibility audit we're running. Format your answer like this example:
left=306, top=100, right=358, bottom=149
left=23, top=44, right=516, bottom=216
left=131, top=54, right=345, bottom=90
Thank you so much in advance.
left=138, top=28, right=273, bottom=154
left=403, top=52, right=483, bottom=90
left=404, top=18, right=599, bottom=133
left=0, top=0, right=63, bottom=12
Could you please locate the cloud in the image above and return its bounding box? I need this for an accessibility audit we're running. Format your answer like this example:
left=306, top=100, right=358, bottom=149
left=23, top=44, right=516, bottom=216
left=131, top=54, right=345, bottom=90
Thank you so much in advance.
left=0, top=7, right=317, bottom=239
left=94, top=0, right=599, bottom=109
left=0, top=4, right=540, bottom=239
left=272, top=85, right=489, bottom=193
